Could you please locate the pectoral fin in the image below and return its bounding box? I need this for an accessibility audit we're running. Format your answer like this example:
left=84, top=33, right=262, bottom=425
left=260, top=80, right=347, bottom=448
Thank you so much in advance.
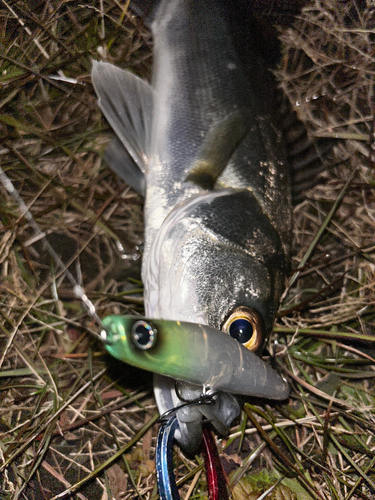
left=185, top=109, right=252, bottom=190
left=92, top=61, right=154, bottom=193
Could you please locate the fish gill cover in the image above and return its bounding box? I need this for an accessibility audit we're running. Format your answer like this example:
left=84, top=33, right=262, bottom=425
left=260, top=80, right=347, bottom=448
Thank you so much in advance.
left=0, top=0, right=374, bottom=499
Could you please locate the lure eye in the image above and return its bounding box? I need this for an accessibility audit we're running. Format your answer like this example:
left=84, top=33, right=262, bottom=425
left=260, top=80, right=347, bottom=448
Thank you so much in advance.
left=222, top=307, right=263, bottom=351
left=131, top=320, right=157, bottom=350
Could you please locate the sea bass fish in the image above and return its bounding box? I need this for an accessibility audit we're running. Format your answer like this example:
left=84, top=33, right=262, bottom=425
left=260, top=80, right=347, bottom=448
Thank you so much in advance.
left=93, top=0, right=292, bottom=452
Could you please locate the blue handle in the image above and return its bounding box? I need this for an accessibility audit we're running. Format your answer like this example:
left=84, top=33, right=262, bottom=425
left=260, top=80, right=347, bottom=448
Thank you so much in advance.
left=156, top=416, right=180, bottom=500
left=156, top=416, right=229, bottom=499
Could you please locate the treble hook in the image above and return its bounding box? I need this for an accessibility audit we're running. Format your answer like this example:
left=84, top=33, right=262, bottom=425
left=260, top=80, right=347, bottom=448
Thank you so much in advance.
left=155, top=416, right=229, bottom=500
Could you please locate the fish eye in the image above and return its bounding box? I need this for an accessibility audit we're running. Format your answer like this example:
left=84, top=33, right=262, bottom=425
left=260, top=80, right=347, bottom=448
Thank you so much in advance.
left=222, top=307, right=263, bottom=351
left=131, top=320, right=157, bottom=350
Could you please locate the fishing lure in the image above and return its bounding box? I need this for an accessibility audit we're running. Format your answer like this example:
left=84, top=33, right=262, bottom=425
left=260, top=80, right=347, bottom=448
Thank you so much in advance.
left=101, top=315, right=289, bottom=399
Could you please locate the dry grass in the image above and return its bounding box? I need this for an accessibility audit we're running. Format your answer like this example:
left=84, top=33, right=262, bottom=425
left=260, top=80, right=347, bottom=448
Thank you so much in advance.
left=0, top=0, right=374, bottom=499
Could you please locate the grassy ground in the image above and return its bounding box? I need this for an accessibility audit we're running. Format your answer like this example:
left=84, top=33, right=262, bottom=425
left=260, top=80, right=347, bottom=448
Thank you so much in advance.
left=0, top=0, right=374, bottom=499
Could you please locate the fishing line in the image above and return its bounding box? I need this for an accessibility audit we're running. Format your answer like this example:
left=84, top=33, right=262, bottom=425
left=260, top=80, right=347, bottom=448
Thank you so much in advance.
left=0, top=166, right=105, bottom=334
left=159, top=394, right=218, bottom=423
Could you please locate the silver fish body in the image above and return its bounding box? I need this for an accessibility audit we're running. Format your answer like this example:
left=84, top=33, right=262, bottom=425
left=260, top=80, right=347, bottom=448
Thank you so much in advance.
left=93, top=0, right=292, bottom=452
left=144, top=0, right=291, bottom=332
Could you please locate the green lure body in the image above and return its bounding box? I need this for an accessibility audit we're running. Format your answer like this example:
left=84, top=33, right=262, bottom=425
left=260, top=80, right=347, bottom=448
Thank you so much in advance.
left=102, top=315, right=289, bottom=400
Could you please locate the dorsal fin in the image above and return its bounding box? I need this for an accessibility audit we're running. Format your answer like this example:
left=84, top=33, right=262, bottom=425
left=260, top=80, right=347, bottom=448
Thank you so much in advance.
left=92, top=61, right=154, bottom=193
left=185, top=109, right=252, bottom=190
